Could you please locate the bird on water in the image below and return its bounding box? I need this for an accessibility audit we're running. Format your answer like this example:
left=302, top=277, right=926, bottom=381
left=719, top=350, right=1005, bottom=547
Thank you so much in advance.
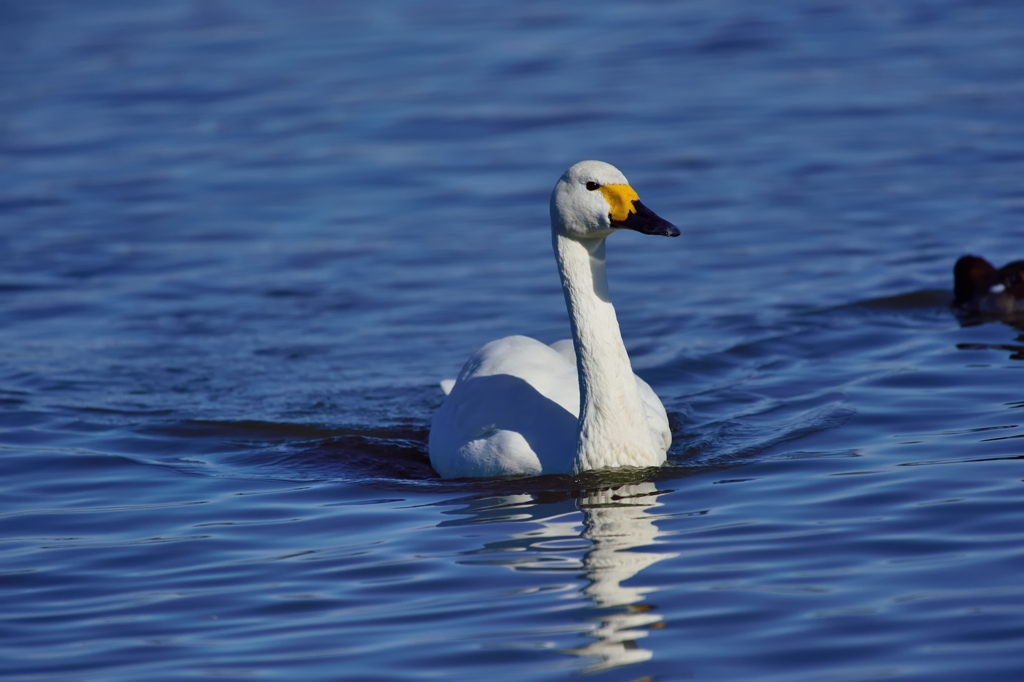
left=953, top=254, right=1024, bottom=316
left=429, top=160, right=679, bottom=478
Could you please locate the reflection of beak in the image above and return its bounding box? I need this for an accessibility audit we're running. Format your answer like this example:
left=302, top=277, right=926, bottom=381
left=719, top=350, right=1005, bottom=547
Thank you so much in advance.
left=600, top=184, right=680, bottom=237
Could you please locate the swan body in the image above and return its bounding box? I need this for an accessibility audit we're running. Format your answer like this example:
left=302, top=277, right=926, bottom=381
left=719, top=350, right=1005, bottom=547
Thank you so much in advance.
left=429, top=161, right=679, bottom=478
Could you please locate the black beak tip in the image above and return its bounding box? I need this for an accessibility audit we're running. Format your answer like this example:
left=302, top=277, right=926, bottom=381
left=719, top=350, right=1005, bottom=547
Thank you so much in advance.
left=612, top=200, right=681, bottom=237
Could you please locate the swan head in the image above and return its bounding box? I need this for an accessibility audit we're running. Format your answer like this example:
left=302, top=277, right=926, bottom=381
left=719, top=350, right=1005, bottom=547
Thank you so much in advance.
left=550, top=160, right=679, bottom=240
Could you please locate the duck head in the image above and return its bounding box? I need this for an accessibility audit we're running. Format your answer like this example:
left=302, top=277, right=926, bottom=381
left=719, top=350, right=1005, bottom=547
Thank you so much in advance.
left=550, top=160, right=680, bottom=240
left=953, top=255, right=997, bottom=306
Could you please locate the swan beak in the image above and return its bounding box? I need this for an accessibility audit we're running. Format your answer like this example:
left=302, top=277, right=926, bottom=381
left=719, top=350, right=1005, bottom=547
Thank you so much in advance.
left=601, top=184, right=680, bottom=237
left=613, top=199, right=680, bottom=237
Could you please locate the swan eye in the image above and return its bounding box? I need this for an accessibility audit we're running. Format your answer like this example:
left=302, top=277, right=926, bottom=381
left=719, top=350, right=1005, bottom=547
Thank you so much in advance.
left=586, top=181, right=601, bottom=191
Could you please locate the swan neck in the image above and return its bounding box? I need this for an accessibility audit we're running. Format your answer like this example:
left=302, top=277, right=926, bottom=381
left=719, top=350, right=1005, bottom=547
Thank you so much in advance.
left=553, top=234, right=656, bottom=472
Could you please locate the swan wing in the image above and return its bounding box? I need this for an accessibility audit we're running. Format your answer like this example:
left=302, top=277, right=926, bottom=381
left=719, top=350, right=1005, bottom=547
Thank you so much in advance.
left=429, top=336, right=580, bottom=477
left=634, top=375, right=671, bottom=452
left=548, top=338, right=577, bottom=364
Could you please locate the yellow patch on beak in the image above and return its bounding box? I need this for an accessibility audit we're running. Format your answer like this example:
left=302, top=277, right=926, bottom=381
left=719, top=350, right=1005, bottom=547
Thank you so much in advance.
left=598, top=184, right=641, bottom=223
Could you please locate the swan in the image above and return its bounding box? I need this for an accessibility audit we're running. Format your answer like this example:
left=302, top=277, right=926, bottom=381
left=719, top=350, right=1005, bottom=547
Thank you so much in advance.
left=429, top=160, right=679, bottom=478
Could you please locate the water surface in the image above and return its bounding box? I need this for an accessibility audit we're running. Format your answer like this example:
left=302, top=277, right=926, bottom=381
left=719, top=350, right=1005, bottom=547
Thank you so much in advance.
left=2, top=1, right=1024, bottom=679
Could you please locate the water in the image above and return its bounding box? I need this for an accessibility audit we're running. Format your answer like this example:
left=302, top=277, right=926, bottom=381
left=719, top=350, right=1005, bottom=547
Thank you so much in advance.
left=2, top=1, right=1024, bottom=679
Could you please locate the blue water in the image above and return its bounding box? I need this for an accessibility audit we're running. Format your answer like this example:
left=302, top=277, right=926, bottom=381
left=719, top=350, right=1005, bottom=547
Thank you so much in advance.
left=2, top=1, right=1024, bottom=679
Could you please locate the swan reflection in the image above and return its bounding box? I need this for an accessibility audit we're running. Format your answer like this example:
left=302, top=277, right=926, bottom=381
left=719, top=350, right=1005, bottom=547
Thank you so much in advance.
left=456, top=481, right=673, bottom=672
left=570, top=482, right=675, bottom=671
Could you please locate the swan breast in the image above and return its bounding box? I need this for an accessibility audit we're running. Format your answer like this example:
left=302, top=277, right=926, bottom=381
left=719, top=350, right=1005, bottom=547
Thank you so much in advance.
left=429, top=336, right=671, bottom=477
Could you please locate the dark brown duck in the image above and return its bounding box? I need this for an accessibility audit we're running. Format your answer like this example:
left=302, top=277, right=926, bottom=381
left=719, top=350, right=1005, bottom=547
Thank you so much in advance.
left=953, top=255, right=1024, bottom=314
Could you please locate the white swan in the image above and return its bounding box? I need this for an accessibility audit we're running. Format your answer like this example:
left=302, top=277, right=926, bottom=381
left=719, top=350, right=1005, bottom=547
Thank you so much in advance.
left=429, top=160, right=679, bottom=478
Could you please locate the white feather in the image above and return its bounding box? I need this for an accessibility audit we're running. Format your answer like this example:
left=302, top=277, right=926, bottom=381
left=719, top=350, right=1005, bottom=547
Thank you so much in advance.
left=429, top=161, right=674, bottom=478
